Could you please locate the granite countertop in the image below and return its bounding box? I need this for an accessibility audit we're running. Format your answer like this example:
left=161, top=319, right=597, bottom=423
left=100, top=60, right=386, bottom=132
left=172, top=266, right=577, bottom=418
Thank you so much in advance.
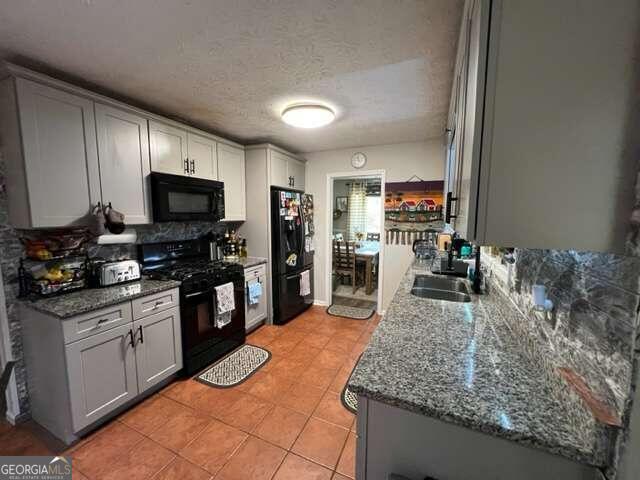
left=20, top=278, right=182, bottom=319
left=348, top=260, right=612, bottom=467
left=226, top=256, right=268, bottom=269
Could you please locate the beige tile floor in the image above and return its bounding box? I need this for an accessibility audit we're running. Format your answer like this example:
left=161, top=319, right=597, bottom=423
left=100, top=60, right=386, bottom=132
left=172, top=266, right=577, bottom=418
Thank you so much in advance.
left=0, top=306, right=380, bottom=480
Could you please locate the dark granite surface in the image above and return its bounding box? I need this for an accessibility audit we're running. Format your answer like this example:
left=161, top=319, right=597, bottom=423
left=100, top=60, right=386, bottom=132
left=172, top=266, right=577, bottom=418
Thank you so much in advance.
left=226, top=256, right=268, bottom=269
left=348, top=260, right=613, bottom=467
left=20, top=279, right=181, bottom=319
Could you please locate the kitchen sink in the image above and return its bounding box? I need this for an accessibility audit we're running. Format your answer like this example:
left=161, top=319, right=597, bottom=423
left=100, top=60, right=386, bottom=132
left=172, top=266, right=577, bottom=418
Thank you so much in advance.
left=410, top=275, right=471, bottom=302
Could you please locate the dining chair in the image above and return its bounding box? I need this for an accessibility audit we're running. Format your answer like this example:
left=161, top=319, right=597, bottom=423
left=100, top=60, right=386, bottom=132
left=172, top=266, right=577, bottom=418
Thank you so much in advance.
left=366, top=232, right=381, bottom=241
left=333, top=240, right=358, bottom=294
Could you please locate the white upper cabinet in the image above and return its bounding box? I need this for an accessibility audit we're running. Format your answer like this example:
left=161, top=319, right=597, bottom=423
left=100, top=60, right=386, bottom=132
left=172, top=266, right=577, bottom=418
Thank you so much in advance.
left=1, top=67, right=247, bottom=230
left=11, top=78, right=101, bottom=228
left=287, top=158, right=306, bottom=191
left=187, top=132, right=218, bottom=180
left=149, top=120, right=218, bottom=180
left=446, top=0, right=485, bottom=240
left=269, top=150, right=306, bottom=190
left=149, top=120, right=189, bottom=176
left=270, top=151, right=290, bottom=188
left=95, top=104, right=151, bottom=224
left=445, top=0, right=639, bottom=254
left=217, top=143, right=246, bottom=221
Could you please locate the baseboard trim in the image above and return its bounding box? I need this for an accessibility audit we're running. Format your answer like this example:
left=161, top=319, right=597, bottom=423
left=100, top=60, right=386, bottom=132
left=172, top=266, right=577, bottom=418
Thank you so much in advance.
left=313, top=300, right=329, bottom=307
left=6, top=409, right=28, bottom=426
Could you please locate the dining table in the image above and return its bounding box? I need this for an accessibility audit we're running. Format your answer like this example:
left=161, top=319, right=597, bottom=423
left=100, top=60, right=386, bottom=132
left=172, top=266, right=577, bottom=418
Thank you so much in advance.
left=355, top=240, right=380, bottom=295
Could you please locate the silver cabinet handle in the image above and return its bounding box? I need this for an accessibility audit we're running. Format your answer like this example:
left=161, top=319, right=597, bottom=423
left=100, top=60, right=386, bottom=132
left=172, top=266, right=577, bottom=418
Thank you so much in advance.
left=190, top=159, right=196, bottom=175
left=184, top=158, right=190, bottom=174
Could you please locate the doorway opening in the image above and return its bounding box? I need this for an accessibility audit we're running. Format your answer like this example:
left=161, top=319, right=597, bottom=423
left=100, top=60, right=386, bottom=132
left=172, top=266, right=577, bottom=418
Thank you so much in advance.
left=327, top=172, right=385, bottom=315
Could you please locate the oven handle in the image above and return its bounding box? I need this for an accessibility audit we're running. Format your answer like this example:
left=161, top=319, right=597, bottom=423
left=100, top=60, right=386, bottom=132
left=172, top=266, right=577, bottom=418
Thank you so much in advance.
left=184, top=290, right=208, bottom=299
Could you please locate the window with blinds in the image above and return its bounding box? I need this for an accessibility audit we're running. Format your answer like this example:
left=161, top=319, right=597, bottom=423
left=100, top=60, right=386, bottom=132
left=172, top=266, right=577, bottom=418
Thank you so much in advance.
left=347, top=180, right=381, bottom=240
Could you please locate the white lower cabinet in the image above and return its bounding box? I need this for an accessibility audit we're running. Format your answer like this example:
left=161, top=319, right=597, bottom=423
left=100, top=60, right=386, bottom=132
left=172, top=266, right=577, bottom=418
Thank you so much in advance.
left=358, top=397, right=598, bottom=480
left=65, top=323, right=138, bottom=431
left=21, top=288, right=182, bottom=444
left=244, top=264, right=267, bottom=331
left=133, top=308, right=182, bottom=393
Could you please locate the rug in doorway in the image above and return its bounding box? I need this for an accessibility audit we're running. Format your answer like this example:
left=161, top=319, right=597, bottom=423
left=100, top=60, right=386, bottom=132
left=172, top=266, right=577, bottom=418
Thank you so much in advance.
left=197, top=344, right=270, bottom=388
left=341, top=354, right=362, bottom=414
left=327, top=303, right=375, bottom=320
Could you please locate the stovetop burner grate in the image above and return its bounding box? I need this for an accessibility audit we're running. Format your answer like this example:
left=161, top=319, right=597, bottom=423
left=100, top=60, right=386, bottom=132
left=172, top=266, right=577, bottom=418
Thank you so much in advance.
left=142, top=259, right=243, bottom=282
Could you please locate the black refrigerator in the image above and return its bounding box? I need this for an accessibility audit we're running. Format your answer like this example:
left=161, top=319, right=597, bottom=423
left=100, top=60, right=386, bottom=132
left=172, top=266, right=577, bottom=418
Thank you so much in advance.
left=271, top=187, right=314, bottom=325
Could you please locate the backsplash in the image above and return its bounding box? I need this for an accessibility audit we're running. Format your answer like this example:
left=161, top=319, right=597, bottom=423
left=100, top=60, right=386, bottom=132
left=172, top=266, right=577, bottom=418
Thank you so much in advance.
left=87, top=221, right=230, bottom=261
left=0, top=153, right=233, bottom=416
left=0, top=157, right=30, bottom=416
left=483, top=247, right=640, bottom=476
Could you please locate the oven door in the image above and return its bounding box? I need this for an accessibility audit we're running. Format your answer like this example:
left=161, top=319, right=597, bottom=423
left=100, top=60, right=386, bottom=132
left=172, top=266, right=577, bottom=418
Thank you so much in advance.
left=180, top=280, right=245, bottom=374
left=151, top=172, right=225, bottom=222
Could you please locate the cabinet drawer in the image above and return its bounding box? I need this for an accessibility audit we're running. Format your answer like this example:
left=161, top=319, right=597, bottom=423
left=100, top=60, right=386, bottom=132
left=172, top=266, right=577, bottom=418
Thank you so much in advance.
left=132, top=288, right=179, bottom=320
left=244, top=264, right=266, bottom=280
left=62, top=303, right=133, bottom=344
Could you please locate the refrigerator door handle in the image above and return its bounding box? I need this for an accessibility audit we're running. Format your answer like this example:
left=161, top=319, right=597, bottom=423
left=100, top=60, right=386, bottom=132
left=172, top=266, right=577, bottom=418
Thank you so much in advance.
left=298, top=207, right=306, bottom=261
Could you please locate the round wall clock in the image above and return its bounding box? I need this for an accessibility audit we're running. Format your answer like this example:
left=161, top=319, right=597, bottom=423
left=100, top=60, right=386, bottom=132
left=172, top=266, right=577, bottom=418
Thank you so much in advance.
left=351, top=152, right=367, bottom=169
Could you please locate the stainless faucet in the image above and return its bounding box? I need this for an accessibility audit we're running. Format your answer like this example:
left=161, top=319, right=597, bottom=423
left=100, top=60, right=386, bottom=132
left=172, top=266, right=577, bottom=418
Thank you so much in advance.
left=472, top=244, right=482, bottom=294
left=446, top=232, right=458, bottom=271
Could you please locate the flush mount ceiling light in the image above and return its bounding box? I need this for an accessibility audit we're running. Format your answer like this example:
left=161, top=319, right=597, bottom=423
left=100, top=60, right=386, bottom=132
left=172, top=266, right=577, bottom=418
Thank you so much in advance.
left=281, top=104, right=335, bottom=128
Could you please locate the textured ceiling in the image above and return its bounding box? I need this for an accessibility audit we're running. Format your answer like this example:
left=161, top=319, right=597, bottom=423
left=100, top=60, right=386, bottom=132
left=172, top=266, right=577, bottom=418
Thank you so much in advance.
left=0, top=0, right=462, bottom=153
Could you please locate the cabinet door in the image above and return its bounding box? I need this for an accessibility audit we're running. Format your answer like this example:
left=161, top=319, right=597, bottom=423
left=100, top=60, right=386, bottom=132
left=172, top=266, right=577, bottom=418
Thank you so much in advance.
left=452, top=0, right=489, bottom=240
left=218, top=143, right=246, bottom=221
left=15, top=78, right=101, bottom=227
left=187, top=132, right=218, bottom=180
left=95, top=104, right=152, bottom=224
left=270, top=151, right=290, bottom=188
left=444, top=74, right=461, bottom=213
left=133, top=307, right=182, bottom=394
left=66, top=323, right=138, bottom=431
left=149, top=120, right=189, bottom=176
left=245, top=267, right=267, bottom=331
left=287, top=159, right=306, bottom=191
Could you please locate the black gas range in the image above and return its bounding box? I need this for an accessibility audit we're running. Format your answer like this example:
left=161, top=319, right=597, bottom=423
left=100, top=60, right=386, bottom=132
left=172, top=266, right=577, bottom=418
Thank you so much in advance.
left=139, top=240, right=246, bottom=375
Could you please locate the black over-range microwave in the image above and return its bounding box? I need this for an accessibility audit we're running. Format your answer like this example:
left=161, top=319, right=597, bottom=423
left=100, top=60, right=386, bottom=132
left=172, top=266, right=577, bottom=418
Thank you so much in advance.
left=150, top=172, right=225, bottom=222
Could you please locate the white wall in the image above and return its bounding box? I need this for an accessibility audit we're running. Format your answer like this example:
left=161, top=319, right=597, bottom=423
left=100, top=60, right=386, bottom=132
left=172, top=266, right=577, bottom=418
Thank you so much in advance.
left=305, top=140, right=444, bottom=311
left=332, top=179, right=350, bottom=237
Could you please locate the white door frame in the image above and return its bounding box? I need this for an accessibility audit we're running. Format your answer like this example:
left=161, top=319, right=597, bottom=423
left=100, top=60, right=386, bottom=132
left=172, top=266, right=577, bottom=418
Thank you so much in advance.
left=0, top=265, right=20, bottom=423
left=325, top=170, right=386, bottom=313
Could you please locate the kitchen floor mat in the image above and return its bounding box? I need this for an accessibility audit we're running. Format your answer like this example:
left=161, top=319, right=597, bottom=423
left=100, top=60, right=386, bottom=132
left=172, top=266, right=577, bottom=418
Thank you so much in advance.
left=327, top=303, right=375, bottom=320
left=197, top=344, right=270, bottom=388
left=341, top=355, right=362, bottom=414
